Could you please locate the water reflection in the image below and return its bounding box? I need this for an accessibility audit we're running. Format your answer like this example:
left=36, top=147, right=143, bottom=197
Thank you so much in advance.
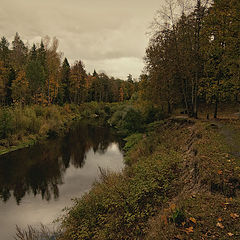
left=0, top=122, right=123, bottom=204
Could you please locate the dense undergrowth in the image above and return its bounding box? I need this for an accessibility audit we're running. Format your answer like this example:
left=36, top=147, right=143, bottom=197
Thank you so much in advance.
left=58, top=119, right=189, bottom=240
left=145, top=120, right=240, bottom=239
left=58, top=118, right=240, bottom=240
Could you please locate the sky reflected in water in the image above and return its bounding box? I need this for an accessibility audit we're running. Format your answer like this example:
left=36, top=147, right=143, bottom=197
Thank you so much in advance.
left=0, top=123, right=124, bottom=240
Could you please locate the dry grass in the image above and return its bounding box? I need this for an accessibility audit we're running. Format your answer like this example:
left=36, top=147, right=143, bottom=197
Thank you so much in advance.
left=15, top=224, right=59, bottom=240
left=144, top=119, right=240, bottom=240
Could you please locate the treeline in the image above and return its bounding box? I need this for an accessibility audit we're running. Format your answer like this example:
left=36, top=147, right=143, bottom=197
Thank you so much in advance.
left=0, top=33, right=136, bottom=106
left=143, top=0, right=240, bottom=118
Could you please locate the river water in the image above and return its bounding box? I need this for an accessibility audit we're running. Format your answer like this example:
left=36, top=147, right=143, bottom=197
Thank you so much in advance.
left=0, top=122, right=124, bottom=240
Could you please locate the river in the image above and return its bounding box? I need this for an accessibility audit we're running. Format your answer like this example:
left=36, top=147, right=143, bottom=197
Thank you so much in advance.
left=0, top=122, right=124, bottom=240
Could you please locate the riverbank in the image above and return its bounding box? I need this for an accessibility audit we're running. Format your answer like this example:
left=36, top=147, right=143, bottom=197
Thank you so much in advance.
left=59, top=117, right=240, bottom=240
left=0, top=102, right=114, bottom=156
left=0, top=101, right=167, bottom=156
left=0, top=105, right=76, bottom=155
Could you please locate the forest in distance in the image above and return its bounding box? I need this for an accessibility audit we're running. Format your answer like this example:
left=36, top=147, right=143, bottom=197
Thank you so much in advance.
left=0, top=33, right=136, bottom=107
left=0, top=0, right=240, bottom=239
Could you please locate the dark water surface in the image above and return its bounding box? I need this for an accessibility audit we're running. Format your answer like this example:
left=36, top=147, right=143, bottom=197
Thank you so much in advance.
left=0, top=122, right=124, bottom=240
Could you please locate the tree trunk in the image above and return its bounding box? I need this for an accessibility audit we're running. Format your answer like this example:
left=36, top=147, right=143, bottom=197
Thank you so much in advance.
left=47, top=78, right=50, bottom=105
left=193, top=78, right=199, bottom=119
left=167, top=101, right=171, bottom=114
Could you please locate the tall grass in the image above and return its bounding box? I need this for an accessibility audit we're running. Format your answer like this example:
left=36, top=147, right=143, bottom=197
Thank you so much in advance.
left=15, top=224, right=59, bottom=240
left=59, top=122, right=183, bottom=240
left=0, top=105, right=73, bottom=149
left=0, top=102, right=119, bottom=152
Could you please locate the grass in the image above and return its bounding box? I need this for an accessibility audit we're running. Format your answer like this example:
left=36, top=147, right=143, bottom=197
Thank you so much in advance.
left=145, top=119, right=240, bottom=239
left=15, top=224, right=60, bottom=240
left=0, top=138, right=37, bottom=155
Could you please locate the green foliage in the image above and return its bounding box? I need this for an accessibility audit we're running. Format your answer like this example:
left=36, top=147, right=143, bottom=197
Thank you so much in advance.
left=0, top=105, right=75, bottom=149
left=143, top=0, right=240, bottom=118
left=61, top=148, right=181, bottom=240
left=108, top=105, right=143, bottom=134
left=78, top=102, right=110, bottom=119
left=122, top=107, right=143, bottom=133
left=0, top=108, right=13, bottom=139
left=108, top=103, right=167, bottom=135
left=26, top=59, right=45, bottom=97
left=142, top=105, right=168, bottom=123
left=170, top=208, right=186, bottom=225
left=123, top=133, right=143, bottom=152
left=146, top=120, right=165, bottom=132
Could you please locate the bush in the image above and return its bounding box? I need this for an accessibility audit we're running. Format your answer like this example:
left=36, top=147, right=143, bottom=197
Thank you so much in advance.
left=0, top=104, right=74, bottom=147
left=0, top=108, right=13, bottom=139
left=143, top=105, right=168, bottom=124
left=123, top=133, right=143, bottom=152
left=122, top=107, right=143, bottom=133
left=34, top=105, right=46, bottom=117
left=108, top=105, right=143, bottom=134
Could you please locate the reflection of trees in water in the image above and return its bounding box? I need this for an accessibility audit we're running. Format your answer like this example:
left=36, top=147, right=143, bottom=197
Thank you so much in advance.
left=0, top=144, right=64, bottom=204
left=0, top=123, right=122, bottom=204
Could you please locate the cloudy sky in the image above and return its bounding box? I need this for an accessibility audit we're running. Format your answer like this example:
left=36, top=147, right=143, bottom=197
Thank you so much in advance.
left=1, top=0, right=163, bottom=79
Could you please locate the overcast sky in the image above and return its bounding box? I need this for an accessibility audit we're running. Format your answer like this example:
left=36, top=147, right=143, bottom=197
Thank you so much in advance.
left=1, top=0, right=163, bottom=79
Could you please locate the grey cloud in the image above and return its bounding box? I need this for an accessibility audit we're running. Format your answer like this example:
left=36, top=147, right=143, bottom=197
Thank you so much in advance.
left=1, top=0, right=162, bottom=78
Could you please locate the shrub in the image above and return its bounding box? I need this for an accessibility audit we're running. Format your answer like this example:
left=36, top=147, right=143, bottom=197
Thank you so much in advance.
left=34, top=105, right=46, bottom=117
left=122, top=107, right=143, bottom=133
left=108, top=105, right=143, bottom=134
left=143, top=105, right=168, bottom=124
left=0, top=108, right=13, bottom=139
left=123, top=133, right=143, bottom=152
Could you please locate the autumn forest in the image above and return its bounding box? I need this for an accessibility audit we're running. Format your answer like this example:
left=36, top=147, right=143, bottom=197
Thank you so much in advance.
left=0, top=34, right=135, bottom=107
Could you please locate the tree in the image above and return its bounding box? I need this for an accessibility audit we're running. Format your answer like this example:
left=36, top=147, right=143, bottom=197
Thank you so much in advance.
left=70, top=60, right=87, bottom=104
left=26, top=58, right=45, bottom=103
left=0, top=37, right=10, bottom=66
left=127, top=74, right=133, bottom=83
left=5, top=67, right=15, bottom=105
left=144, top=0, right=208, bottom=116
left=45, top=37, right=61, bottom=104
left=119, top=86, right=124, bottom=102
left=11, top=70, right=29, bottom=105
left=200, top=0, right=238, bottom=118
left=0, top=61, right=8, bottom=105
left=60, top=58, right=71, bottom=103
left=11, top=33, right=27, bottom=71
